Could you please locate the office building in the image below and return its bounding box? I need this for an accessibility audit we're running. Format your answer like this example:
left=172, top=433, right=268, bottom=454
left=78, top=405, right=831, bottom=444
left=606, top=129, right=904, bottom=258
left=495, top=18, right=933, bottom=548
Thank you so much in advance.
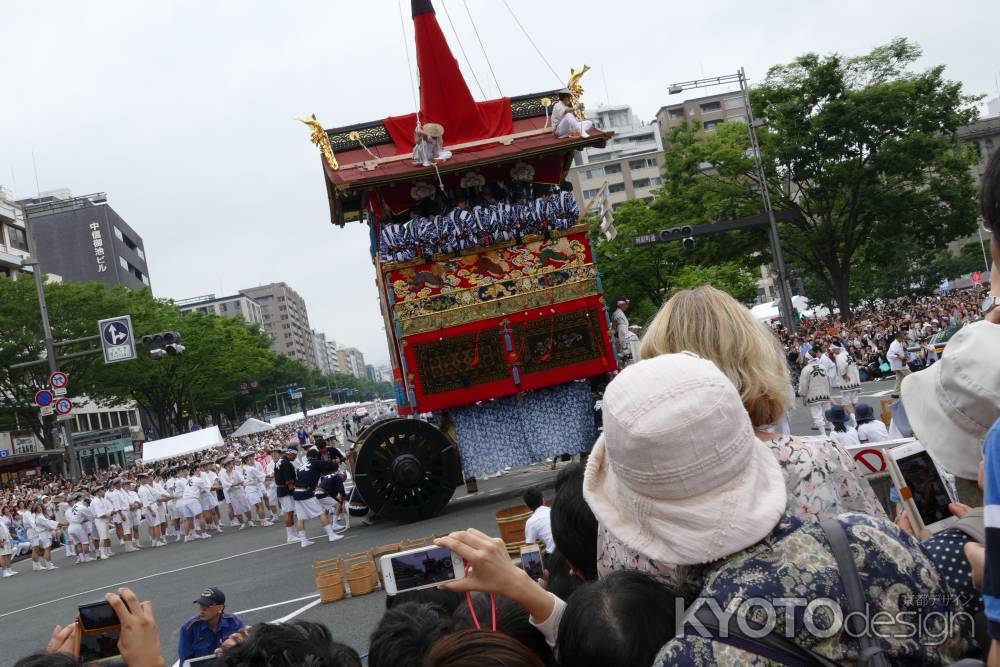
left=239, top=282, right=317, bottom=369
left=17, top=191, right=152, bottom=290
left=176, top=293, right=265, bottom=328
left=0, top=398, right=146, bottom=481
left=336, top=346, right=366, bottom=379
left=567, top=104, right=664, bottom=210
left=952, top=112, right=1000, bottom=253
left=0, top=188, right=30, bottom=279
left=655, top=90, right=748, bottom=139
left=313, top=330, right=334, bottom=374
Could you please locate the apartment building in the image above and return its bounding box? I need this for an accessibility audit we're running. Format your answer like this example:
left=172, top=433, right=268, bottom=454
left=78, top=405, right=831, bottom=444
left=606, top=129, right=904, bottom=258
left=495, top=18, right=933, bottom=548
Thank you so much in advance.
left=177, top=293, right=265, bottom=328
left=239, top=282, right=318, bottom=369
left=336, top=347, right=366, bottom=380
left=567, top=104, right=664, bottom=210
left=655, top=89, right=748, bottom=138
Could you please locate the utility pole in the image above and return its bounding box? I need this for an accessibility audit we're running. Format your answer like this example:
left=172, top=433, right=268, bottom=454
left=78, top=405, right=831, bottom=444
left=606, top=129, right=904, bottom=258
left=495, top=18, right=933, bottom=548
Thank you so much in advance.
left=667, top=69, right=797, bottom=330
left=21, top=203, right=79, bottom=478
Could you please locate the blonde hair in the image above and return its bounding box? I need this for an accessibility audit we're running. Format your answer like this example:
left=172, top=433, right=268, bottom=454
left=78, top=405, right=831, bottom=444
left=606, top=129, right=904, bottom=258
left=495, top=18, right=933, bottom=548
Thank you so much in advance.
left=639, top=285, right=790, bottom=427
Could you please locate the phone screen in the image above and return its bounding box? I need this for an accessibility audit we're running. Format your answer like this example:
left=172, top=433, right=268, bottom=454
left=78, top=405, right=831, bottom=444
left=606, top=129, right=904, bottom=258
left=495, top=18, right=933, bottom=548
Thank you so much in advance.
left=521, top=549, right=544, bottom=581
left=897, top=449, right=952, bottom=525
left=389, top=546, right=457, bottom=593
left=78, top=602, right=119, bottom=631
left=79, top=630, right=121, bottom=664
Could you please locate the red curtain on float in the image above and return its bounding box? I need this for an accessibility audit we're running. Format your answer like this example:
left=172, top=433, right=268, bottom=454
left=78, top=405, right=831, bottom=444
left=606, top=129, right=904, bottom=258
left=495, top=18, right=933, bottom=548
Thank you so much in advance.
left=383, top=0, right=512, bottom=152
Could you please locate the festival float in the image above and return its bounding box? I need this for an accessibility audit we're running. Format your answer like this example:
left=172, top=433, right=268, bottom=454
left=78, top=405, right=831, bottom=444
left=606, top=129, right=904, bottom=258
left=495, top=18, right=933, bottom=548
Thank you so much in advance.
left=300, top=0, right=618, bottom=521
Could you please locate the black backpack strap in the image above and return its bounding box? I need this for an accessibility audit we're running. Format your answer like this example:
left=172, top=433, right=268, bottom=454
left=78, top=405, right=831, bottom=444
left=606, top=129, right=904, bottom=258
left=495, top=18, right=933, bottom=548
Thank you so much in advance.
left=819, top=519, right=889, bottom=667
left=691, top=605, right=839, bottom=667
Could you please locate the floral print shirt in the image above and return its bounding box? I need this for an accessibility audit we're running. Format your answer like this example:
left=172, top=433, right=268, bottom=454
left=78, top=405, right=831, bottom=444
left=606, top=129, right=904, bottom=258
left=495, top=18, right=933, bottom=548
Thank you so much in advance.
left=597, top=435, right=887, bottom=587
left=655, top=513, right=970, bottom=666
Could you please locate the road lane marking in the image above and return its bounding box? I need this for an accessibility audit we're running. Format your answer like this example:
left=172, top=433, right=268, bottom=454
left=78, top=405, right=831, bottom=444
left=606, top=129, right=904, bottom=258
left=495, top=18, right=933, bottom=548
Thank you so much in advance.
left=273, top=597, right=323, bottom=623
left=0, top=532, right=354, bottom=619
left=233, top=593, right=320, bottom=615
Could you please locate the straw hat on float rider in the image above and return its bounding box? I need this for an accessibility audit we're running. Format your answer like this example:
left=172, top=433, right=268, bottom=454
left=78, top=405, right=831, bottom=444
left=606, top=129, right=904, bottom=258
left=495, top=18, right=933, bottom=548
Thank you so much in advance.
left=421, top=123, right=444, bottom=138
left=901, top=320, right=1000, bottom=482
left=583, top=352, right=787, bottom=566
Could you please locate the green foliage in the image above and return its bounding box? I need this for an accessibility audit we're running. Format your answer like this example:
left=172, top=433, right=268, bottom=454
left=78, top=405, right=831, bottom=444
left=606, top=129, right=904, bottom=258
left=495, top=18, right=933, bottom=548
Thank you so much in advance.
left=588, top=197, right=760, bottom=327
left=653, top=38, right=980, bottom=318
left=0, top=276, right=391, bottom=443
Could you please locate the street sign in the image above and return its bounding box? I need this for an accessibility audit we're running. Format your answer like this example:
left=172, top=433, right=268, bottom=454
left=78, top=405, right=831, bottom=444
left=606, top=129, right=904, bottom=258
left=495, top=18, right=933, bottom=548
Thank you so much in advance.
left=98, top=315, right=137, bottom=364
left=55, top=397, right=74, bottom=415
left=41, top=405, right=55, bottom=416
left=291, top=391, right=303, bottom=400
left=0, top=450, right=7, bottom=458
left=35, top=389, right=54, bottom=407
left=50, top=371, right=68, bottom=390
left=57, top=414, right=75, bottom=421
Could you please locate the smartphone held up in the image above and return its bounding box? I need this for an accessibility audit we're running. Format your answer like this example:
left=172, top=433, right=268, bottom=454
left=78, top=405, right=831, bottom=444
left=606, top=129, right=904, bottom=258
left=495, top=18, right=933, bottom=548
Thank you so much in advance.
left=380, top=545, right=466, bottom=596
left=886, top=440, right=958, bottom=535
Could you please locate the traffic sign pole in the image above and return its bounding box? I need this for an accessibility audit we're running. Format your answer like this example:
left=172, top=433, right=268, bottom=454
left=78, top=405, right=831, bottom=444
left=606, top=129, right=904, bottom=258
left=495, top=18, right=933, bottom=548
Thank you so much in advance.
left=22, top=204, right=80, bottom=479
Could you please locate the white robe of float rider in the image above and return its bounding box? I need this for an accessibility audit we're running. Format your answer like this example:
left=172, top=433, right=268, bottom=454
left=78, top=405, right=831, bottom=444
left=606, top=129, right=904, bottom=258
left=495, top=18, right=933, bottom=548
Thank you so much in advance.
left=552, top=89, right=594, bottom=139
left=611, top=299, right=630, bottom=361
left=412, top=122, right=452, bottom=167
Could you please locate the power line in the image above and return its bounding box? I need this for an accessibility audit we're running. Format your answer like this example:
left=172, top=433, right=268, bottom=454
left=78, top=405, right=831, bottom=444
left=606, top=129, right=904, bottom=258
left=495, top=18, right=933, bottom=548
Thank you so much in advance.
left=440, top=0, right=487, bottom=99
left=501, top=0, right=564, bottom=87
left=462, top=0, right=502, bottom=97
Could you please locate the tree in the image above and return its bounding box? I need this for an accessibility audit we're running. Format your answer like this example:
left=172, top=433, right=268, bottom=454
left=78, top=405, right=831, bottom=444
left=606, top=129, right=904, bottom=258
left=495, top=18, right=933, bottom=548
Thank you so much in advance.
left=0, top=277, right=138, bottom=449
left=589, top=198, right=764, bottom=326
left=657, top=39, right=980, bottom=318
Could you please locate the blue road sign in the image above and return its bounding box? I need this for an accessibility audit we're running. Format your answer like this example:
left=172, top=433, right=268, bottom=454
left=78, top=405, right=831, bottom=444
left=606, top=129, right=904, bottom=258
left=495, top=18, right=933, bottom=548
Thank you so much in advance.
left=98, top=315, right=137, bottom=364
left=35, top=389, right=54, bottom=407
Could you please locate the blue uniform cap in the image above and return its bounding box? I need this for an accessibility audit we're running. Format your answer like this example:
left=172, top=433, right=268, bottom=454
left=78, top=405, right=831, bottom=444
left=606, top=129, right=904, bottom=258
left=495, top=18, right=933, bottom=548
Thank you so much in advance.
left=194, top=586, right=226, bottom=606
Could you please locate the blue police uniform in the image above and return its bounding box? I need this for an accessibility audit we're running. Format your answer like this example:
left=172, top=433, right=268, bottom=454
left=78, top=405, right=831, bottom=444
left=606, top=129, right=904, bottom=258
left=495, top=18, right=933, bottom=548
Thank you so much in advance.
left=178, top=612, right=244, bottom=662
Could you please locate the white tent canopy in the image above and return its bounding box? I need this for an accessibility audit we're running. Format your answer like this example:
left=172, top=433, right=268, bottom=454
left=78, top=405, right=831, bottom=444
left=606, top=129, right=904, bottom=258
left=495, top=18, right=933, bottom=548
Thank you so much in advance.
left=268, top=401, right=363, bottom=427
left=230, top=418, right=275, bottom=438
left=141, top=426, right=223, bottom=464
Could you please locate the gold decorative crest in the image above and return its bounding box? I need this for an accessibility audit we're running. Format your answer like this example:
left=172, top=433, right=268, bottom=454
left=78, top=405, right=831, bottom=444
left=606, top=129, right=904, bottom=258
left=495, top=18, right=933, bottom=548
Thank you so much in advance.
left=297, top=114, right=339, bottom=171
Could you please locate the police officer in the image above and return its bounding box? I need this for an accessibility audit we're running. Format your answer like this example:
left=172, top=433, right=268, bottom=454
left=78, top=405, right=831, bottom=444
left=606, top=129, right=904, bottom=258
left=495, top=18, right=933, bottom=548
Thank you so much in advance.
left=178, top=587, right=245, bottom=663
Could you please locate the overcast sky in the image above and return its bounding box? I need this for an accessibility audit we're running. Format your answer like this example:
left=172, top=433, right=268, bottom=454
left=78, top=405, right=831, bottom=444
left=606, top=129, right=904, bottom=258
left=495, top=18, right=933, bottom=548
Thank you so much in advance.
left=4, top=1, right=998, bottom=366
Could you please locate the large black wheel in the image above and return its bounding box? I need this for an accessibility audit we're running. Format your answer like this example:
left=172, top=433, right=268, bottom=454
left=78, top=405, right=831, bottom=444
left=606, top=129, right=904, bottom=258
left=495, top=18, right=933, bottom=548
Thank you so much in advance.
left=353, top=418, right=460, bottom=522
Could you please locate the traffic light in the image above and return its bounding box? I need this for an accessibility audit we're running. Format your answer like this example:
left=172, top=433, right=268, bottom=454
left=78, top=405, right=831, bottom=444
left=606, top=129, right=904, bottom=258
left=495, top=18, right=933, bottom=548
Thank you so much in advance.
left=141, top=331, right=184, bottom=358
left=658, top=225, right=695, bottom=249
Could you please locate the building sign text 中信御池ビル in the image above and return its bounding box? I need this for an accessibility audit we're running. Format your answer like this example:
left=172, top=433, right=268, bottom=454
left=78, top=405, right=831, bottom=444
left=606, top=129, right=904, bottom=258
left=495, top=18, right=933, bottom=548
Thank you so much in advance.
left=89, top=221, right=107, bottom=273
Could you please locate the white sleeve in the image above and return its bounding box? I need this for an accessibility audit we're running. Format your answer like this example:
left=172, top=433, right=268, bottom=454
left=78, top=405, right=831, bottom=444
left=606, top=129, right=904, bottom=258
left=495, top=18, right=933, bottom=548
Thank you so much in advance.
left=529, top=592, right=566, bottom=649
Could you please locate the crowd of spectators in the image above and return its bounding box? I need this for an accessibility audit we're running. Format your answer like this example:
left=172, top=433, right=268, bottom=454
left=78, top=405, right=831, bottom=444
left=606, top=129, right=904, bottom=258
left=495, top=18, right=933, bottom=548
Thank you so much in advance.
left=775, top=287, right=987, bottom=383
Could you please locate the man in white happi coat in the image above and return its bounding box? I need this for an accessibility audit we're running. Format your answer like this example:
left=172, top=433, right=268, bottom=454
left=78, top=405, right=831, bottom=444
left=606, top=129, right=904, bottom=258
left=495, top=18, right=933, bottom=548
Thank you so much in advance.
left=798, top=348, right=832, bottom=436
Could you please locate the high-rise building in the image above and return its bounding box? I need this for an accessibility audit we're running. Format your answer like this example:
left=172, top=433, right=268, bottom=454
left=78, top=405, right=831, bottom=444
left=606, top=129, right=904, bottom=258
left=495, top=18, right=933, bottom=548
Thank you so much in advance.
left=17, top=191, right=152, bottom=290
left=655, top=90, right=748, bottom=139
left=0, top=188, right=30, bottom=280
left=567, top=104, right=664, bottom=211
left=325, top=340, right=339, bottom=372
left=239, top=282, right=317, bottom=369
left=176, top=293, right=264, bottom=328
left=313, top=330, right=333, bottom=374
left=336, top=347, right=366, bottom=379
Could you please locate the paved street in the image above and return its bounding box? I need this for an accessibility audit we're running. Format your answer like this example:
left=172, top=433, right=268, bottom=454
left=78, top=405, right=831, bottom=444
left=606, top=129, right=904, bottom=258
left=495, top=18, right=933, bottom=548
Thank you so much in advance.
left=0, top=466, right=560, bottom=665
left=0, top=378, right=896, bottom=665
